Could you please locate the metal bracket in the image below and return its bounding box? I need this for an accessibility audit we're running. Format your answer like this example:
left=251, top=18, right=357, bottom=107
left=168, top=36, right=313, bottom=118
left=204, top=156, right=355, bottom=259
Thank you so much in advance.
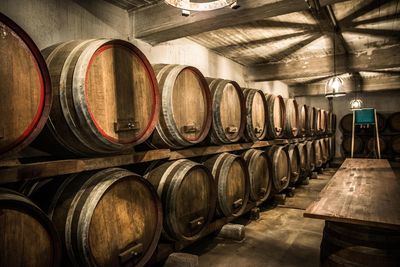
left=189, top=216, right=205, bottom=229
left=225, top=126, right=238, bottom=134
left=119, top=243, right=143, bottom=264
left=114, top=119, right=139, bottom=133
left=183, top=124, right=198, bottom=133
left=232, top=198, right=243, bottom=209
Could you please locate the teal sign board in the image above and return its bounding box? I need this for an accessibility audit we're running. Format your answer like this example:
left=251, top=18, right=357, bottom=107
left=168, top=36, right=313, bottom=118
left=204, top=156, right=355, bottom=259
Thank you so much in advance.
left=355, top=108, right=375, bottom=125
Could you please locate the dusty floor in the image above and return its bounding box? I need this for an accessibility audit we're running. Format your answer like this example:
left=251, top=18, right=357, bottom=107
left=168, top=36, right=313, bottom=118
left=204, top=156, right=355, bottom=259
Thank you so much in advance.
left=185, top=168, right=337, bottom=267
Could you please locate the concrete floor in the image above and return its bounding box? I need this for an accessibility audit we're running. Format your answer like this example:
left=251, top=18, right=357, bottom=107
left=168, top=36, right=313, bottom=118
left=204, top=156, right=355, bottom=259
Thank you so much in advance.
left=185, top=168, right=337, bottom=267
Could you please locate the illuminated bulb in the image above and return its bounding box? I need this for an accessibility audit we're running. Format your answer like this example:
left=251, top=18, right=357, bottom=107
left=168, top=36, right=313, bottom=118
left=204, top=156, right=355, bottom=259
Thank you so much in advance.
left=350, top=98, right=363, bottom=110
left=165, top=0, right=238, bottom=12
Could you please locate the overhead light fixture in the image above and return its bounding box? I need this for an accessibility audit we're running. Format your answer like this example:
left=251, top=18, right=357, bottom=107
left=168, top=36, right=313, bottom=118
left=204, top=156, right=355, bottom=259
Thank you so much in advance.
left=165, top=0, right=239, bottom=16
left=325, top=28, right=346, bottom=98
left=350, top=98, right=363, bottom=110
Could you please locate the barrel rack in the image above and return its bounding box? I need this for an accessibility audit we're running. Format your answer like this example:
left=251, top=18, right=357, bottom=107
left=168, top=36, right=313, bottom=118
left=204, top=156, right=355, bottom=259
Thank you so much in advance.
left=0, top=135, right=332, bottom=265
left=0, top=136, right=326, bottom=184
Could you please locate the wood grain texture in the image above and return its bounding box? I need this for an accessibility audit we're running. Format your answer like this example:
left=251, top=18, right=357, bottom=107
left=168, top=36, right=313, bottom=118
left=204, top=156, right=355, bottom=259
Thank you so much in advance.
left=35, top=39, right=159, bottom=156
left=242, top=149, right=272, bottom=202
left=304, top=158, right=400, bottom=230
left=284, top=99, right=299, bottom=138
left=266, top=145, right=290, bottom=192
left=242, top=89, right=268, bottom=142
left=265, top=94, right=286, bottom=139
left=207, top=79, right=246, bottom=144
left=0, top=188, right=60, bottom=267
left=149, top=65, right=212, bottom=149
left=146, top=160, right=216, bottom=242
left=30, top=168, right=163, bottom=267
left=204, top=153, right=250, bottom=218
left=0, top=13, right=51, bottom=158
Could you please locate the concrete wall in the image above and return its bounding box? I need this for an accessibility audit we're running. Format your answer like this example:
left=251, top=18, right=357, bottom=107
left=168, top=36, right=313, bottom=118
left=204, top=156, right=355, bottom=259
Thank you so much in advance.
left=296, top=90, right=400, bottom=158
left=0, top=0, right=289, bottom=97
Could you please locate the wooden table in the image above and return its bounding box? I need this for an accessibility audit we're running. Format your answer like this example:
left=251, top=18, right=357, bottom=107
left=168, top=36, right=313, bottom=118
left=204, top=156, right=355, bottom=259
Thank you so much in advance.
left=304, top=158, right=400, bottom=230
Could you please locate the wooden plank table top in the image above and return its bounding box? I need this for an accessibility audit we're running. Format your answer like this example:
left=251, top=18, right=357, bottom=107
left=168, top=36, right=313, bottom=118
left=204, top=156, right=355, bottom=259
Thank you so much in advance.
left=304, top=158, right=400, bottom=230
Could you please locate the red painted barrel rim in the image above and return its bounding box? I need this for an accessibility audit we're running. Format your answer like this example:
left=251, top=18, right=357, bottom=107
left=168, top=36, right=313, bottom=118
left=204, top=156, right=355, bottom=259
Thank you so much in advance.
left=0, top=12, right=51, bottom=157
left=84, top=41, right=159, bottom=145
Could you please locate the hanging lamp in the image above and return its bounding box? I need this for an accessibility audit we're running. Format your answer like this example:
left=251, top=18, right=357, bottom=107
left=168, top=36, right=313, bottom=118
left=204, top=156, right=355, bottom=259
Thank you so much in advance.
left=325, top=28, right=346, bottom=98
left=350, top=74, right=363, bottom=110
left=165, top=0, right=239, bottom=16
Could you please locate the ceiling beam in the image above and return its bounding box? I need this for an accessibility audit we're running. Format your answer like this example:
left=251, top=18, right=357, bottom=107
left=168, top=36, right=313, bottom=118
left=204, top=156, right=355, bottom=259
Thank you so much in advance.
left=247, top=45, right=400, bottom=81
left=133, top=0, right=349, bottom=45
left=291, top=74, right=400, bottom=96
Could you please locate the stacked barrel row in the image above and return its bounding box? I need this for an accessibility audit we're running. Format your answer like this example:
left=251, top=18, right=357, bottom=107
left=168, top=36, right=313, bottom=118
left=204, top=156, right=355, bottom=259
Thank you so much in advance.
left=0, top=137, right=334, bottom=267
left=340, top=112, right=400, bottom=157
left=0, top=13, right=335, bottom=159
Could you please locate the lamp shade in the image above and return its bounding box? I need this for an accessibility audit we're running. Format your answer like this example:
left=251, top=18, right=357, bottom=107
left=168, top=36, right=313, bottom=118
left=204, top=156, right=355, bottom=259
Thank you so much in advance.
left=165, top=0, right=237, bottom=11
left=350, top=98, right=363, bottom=110
left=325, top=76, right=346, bottom=97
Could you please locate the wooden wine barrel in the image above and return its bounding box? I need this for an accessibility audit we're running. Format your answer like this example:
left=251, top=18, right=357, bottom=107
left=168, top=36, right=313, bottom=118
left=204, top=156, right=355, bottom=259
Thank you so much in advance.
left=313, top=139, right=323, bottom=168
left=391, top=135, right=400, bottom=154
left=242, top=89, right=268, bottom=142
left=0, top=13, right=52, bottom=158
left=26, top=168, right=163, bottom=267
left=0, top=188, right=61, bottom=267
left=320, top=138, right=329, bottom=164
left=207, top=79, right=246, bottom=144
left=342, top=135, right=363, bottom=154
left=284, top=99, right=299, bottom=138
left=285, top=144, right=301, bottom=184
left=296, top=142, right=309, bottom=174
left=32, top=39, right=160, bottom=156
left=266, top=146, right=290, bottom=192
left=328, top=136, right=336, bottom=160
left=242, top=149, right=272, bottom=202
left=146, top=159, right=216, bottom=241
left=309, top=107, right=317, bottom=136
left=299, top=105, right=310, bottom=137
left=340, top=113, right=354, bottom=133
left=321, top=221, right=400, bottom=267
left=204, top=153, right=249, bottom=218
left=265, top=94, right=286, bottom=139
left=147, top=64, right=212, bottom=149
left=376, top=113, right=386, bottom=132
left=306, top=141, right=316, bottom=172
left=388, top=112, right=400, bottom=132
left=317, top=109, right=328, bottom=135
left=366, top=137, right=387, bottom=153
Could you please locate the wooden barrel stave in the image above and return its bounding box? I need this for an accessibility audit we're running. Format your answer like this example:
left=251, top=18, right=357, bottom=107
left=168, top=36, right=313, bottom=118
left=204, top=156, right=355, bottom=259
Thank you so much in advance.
left=265, top=94, right=286, bottom=139
left=147, top=64, right=212, bottom=149
left=0, top=13, right=52, bottom=158
left=285, top=144, right=301, bottom=184
left=366, top=137, right=387, bottom=153
left=242, top=89, right=268, bottom=142
left=391, top=135, right=400, bottom=154
left=313, top=139, right=323, bottom=167
left=24, top=168, right=163, bottom=267
left=284, top=99, right=300, bottom=138
left=266, top=146, right=290, bottom=192
left=204, top=153, right=250, bottom=218
left=0, top=188, right=61, bottom=267
left=306, top=141, right=316, bottom=172
left=146, top=159, right=216, bottom=242
left=242, top=149, right=272, bottom=202
left=296, top=142, right=309, bottom=175
left=309, top=107, right=317, bottom=136
left=33, top=39, right=160, bottom=156
left=299, top=105, right=310, bottom=137
left=207, top=79, right=246, bottom=144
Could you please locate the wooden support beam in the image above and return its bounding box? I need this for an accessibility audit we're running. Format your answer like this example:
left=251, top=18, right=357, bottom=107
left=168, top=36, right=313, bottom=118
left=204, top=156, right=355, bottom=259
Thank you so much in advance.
left=248, top=45, right=400, bottom=81
left=133, top=0, right=348, bottom=45
left=292, top=74, right=400, bottom=96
